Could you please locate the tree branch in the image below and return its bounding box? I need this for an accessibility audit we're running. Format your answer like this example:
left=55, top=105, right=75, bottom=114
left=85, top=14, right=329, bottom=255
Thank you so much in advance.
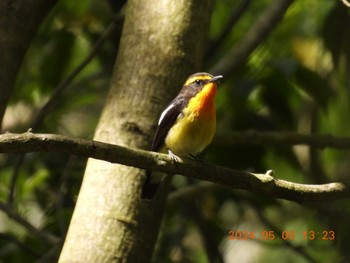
left=205, top=0, right=251, bottom=58
left=340, top=0, right=350, bottom=8
left=214, top=131, right=350, bottom=149
left=31, top=19, right=120, bottom=129
left=210, top=0, right=294, bottom=76
left=6, top=7, right=125, bottom=206
left=0, top=132, right=349, bottom=203
left=0, top=232, right=40, bottom=257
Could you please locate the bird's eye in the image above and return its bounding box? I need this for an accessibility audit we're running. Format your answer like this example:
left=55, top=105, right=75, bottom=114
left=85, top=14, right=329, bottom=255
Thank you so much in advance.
left=194, top=79, right=201, bottom=85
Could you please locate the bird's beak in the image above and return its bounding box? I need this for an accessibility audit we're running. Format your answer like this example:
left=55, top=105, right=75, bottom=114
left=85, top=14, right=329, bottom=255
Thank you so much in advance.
left=208, top=75, right=223, bottom=83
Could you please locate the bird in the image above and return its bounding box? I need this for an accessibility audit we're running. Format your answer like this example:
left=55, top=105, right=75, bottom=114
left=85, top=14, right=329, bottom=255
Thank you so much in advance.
left=141, top=72, right=223, bottom=199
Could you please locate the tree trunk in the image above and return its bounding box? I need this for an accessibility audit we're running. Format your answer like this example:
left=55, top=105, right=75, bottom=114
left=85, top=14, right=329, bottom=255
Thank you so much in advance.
left=0, top=0, right=57, bottom=130
left=59, top=0, right=212, bottom=262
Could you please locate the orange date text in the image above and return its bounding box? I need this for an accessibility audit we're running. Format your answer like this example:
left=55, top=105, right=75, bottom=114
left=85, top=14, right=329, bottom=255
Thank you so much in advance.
left=228, top=230, right=335, bottom=241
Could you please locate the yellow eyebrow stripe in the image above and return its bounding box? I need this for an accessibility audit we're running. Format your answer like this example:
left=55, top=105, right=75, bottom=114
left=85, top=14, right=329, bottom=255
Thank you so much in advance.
left=184, top=75, right=212, bottom=86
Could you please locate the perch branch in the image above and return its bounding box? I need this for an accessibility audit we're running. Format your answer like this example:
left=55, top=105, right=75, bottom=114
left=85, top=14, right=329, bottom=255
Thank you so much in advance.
left=340, top=0, right=350, bottom=7
left=0, top=132, right=349, bottom=203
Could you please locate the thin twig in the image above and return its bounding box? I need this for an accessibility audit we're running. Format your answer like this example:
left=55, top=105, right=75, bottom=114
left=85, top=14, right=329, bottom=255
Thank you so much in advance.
left=31, top=21, right=118, bottom=129
left=7, top=11, right=123, bottom=205
left=0, top=202, right=59, bottom=245
left=210, top=0, right=294, bottom=76
left=35, top=243, right=62, bottom=263
left=0, top=232, right=40, bottom=257
left=1, top=132, right=350, bottom=203
left=205, top=0, right=251, bottom=58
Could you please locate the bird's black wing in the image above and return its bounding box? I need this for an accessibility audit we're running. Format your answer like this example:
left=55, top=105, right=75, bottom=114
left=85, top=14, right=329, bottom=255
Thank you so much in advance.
left=151, top=97, right=186, bottom=152
left=141, top=98, right=186, bottom=199
left=141, top=96, right=188, bottom=199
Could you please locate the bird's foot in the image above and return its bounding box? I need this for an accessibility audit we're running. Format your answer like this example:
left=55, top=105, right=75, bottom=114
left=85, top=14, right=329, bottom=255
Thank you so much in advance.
left=168, top=150, right=183, bottom=163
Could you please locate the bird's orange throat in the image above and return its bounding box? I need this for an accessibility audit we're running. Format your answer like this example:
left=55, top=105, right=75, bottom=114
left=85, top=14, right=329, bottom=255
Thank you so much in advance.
left=188, top=83, right=217, bottom=117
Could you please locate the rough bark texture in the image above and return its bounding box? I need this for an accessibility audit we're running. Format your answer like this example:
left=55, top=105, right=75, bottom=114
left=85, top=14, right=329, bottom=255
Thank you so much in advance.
left=59, top=0, right=212, bottom=262
left=0, top=0, right=57, bottom=130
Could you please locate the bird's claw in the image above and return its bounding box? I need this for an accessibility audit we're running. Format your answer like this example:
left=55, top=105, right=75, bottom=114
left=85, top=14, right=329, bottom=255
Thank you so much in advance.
left=168, top=150, right=183, bottom=163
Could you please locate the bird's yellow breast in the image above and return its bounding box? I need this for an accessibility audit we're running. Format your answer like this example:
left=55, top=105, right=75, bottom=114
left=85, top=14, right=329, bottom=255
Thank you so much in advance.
left=164, top=83, right=217, bottom=157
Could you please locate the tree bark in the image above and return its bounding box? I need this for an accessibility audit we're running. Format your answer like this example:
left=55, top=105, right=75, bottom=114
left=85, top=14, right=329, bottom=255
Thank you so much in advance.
left=0, top=0, right=57, bottom=130
left=59, top=0, right=212, bottom=262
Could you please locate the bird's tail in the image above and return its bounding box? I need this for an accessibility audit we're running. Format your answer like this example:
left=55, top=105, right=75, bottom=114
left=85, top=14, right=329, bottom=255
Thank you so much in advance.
left=141, top=171, right=162, bottom=199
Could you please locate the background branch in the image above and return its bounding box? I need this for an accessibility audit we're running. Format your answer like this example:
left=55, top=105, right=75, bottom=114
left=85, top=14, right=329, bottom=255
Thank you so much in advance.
left=210, top=0, right=294, bottom=76
left=6, top=7, right=125, bottom=206
left=0, top=232, right=40, bottom=257
left=214, top=131, right=350, bottom=149
left=0, top=0, right=57, bottom=130
left=0, top=202, right=59, bottom=245
left=205, top=0, right=251, bottom=59
left=31, top=18, right=120, bottom=129
left=1, top=132, right=349, bottom=203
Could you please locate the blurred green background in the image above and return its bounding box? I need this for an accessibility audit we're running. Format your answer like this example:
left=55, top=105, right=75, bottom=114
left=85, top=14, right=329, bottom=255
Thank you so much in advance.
left=1, top=0, right=350, bottom=262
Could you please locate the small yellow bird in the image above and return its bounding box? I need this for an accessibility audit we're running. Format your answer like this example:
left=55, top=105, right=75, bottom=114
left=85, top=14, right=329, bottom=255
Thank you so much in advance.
left=141, top=72, right=223, bottom=199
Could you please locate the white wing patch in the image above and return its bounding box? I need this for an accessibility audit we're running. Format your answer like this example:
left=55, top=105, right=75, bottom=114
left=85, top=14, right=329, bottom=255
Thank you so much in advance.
left=158, top=103, right=176, bottom=125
